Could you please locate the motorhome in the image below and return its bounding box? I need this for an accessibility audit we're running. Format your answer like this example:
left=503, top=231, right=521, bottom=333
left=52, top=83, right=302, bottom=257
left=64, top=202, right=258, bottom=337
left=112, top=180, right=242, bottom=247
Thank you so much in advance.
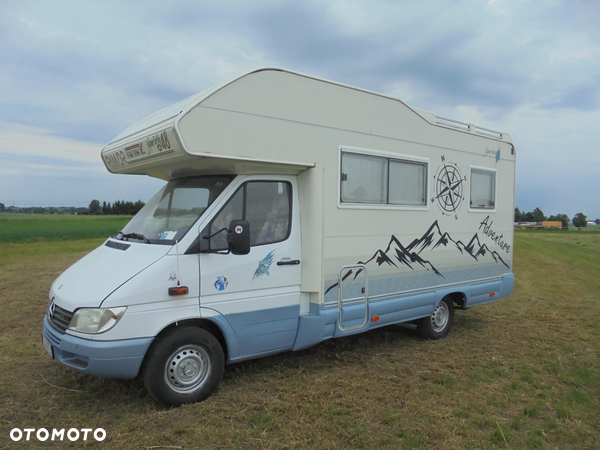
left=42, top=68, right=516, bottom=406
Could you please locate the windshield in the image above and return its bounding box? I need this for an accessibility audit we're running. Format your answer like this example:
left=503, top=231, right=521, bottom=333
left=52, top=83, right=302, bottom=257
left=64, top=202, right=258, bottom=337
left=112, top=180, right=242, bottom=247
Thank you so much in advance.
left=120, top=176, right=233, bottom=244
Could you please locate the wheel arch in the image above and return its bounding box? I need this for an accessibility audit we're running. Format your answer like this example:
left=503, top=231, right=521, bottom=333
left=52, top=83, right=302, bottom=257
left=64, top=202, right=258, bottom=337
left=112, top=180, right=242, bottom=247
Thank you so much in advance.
left=141, top=324, right=226, bottom=406
left=435, top=290, right=467, bottom=310
left=149, top=318, right=233, bottom=363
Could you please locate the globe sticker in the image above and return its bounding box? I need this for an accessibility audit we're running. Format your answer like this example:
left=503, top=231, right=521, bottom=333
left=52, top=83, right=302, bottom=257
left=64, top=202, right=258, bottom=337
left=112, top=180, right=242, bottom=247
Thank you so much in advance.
left=235, top=225, right=243, bottom=234
left=214, top=276, right=228, bottom=291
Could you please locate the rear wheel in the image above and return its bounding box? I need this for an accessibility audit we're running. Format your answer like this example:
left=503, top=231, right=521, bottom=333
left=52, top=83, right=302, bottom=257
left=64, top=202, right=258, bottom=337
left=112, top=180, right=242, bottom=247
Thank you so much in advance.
left=418, top=297, right=454, bottom=340
left=142, top=327, right=224, bottom=406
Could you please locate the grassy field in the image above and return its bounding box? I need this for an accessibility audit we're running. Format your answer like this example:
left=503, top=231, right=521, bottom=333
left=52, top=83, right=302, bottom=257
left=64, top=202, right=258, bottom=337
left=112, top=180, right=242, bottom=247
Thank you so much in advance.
left=0, top=228, right=599, bottom=449
left=0, top=213, right=132, bottom=243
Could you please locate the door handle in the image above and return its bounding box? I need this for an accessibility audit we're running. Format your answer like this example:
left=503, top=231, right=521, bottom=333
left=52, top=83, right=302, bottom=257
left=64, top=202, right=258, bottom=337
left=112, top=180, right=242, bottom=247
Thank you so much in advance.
left=277, top=259, right=300, bottom=266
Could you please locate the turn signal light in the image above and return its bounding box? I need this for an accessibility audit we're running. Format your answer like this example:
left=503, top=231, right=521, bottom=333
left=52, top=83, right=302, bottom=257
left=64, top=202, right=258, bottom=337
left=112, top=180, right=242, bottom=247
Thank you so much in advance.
left=168, top=286, right=189, bottom=296
left=371, top=316, right=380, bottom=322
left=490, top=292, right=496, bottom=297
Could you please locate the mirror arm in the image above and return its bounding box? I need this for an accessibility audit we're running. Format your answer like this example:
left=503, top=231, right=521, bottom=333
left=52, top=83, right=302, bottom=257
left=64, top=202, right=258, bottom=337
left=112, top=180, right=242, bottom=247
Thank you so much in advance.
left=197, top=227, right=232, bottom=255
left=202, top=227, right=228, bottom=240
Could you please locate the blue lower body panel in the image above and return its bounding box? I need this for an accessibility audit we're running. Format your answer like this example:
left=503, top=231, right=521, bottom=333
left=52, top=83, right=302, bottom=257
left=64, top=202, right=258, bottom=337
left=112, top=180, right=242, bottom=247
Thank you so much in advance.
left=226, top=305, right=300, bottom=358
left=293, top=273, right=514, bottom=351
left=43, top=316, right=153, bottom=379
left=466, top=273, right=514, bottom=307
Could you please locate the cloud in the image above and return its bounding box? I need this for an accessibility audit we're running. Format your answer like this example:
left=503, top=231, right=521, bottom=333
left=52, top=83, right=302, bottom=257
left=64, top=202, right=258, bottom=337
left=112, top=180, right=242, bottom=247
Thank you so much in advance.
left=0, top=152, right=100, bottom=177
left=0, top=121, right=164, bottom=206
left=0, top=0, right=599, bottom=219
left=0, top=122, right=103, bottom=163
left=0, top=169, right=165, bottom=207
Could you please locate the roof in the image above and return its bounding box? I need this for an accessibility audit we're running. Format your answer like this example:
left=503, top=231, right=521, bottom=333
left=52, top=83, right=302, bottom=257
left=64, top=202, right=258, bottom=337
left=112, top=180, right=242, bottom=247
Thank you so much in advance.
left=101, top=68, right=512, bottom=179
left=107, top=67, right=511, bottom=148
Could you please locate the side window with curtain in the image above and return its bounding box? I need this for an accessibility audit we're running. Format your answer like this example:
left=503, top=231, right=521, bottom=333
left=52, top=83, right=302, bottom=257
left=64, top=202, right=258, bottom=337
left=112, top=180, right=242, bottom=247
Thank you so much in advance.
left=388, top=160, right=427, bottom=206
left=341, top=153, right=388, bottom=203
left=470, top=168, right=496, bottom=209
left=340, top=150, right=428, bottom=207
left=207, top=181, right=291, bottom=251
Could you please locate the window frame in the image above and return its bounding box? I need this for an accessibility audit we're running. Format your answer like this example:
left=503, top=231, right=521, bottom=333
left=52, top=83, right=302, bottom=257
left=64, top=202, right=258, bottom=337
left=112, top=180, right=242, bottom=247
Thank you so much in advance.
left=468, top=166, right=497, bottom=212
left=205, top=179, right=293, bottom=251
left=338, top=146, right=429, bottom=211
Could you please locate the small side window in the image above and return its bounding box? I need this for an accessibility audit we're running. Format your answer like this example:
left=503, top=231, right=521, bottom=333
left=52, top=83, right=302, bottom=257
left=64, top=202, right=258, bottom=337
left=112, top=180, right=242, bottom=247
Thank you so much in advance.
left=470, top=169, right=496, bottom=209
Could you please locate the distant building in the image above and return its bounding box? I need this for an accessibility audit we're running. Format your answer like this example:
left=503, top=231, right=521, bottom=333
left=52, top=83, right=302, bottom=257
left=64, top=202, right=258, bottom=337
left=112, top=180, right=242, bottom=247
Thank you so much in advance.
left=515, top=222, right=537, bottom=229
left=541, top=221, right=562, bottom=229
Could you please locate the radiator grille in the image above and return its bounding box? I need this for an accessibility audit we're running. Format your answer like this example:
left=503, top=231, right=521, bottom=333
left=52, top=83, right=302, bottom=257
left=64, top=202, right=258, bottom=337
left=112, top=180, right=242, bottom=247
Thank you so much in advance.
left=49, top=305, right=73, bottom=334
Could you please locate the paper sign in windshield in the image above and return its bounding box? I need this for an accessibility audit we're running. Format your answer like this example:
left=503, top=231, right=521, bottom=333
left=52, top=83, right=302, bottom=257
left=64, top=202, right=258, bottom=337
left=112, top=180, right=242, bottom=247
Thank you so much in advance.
left=160, top=231, right=177, bottom=240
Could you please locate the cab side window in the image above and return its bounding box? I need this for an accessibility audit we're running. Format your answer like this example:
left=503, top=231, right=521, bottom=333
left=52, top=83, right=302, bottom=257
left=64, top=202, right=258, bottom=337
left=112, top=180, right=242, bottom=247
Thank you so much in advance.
left=209, top=188, right=243, bottom=250
left=208, top=181, right=291, bottom=251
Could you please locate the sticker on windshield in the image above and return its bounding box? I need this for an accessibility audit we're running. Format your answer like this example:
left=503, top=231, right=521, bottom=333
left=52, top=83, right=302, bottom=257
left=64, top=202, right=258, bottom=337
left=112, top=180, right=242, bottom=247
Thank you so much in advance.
left=214, top=276, right=229, bottom=291
left=160, top=231, right=177, bottom=240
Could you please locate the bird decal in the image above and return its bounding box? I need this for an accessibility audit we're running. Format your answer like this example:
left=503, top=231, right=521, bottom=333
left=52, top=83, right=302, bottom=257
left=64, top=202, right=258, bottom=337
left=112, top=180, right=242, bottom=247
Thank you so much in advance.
left=253, top=250, right=275, bottom=281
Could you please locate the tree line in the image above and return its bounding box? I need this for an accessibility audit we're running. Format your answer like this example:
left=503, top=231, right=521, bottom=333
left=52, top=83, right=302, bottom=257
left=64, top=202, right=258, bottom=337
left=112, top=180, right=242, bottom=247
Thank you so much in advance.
left=515, top=208, right=598, bottom=228
left=0, top=204, right=87, bottom=215
left=87, top=200, right=145, bottom=215
left=0, top=200, right=145, bottom=215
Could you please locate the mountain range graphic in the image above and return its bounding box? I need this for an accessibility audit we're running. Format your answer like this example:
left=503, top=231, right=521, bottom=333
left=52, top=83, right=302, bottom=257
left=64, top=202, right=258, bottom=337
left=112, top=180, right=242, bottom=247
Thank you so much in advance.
left=325, top=220, right=509, bottom=295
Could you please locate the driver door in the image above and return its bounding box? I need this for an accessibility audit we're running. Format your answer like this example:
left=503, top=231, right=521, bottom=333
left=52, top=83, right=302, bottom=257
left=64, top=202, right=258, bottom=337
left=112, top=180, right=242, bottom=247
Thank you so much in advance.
left=199, top=177, right=302, bottom=358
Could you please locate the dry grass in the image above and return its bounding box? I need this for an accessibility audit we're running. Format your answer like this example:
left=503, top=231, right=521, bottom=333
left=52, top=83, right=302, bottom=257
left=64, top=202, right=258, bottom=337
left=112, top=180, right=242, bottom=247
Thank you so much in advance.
left=1, top=231, right=599, bottom=449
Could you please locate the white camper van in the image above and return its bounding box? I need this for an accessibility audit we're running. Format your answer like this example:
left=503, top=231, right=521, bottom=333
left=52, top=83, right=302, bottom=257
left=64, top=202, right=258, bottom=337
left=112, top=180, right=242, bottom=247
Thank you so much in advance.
left=42, top=68, right=516, bottom=406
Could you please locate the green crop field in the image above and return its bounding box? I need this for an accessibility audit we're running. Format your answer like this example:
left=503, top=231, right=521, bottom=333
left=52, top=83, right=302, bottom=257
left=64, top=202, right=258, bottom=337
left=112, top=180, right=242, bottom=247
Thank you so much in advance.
left=0, top=228, right=599, bottom=449
left=0, top=213, right=132, bottom=243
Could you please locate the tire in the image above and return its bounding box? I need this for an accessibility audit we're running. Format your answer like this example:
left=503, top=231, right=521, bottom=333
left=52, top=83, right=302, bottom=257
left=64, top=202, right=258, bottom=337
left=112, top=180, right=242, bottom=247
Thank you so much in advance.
left=418, top=297, right=454, bottom=340
left=142, top=327, right=224, bottom=406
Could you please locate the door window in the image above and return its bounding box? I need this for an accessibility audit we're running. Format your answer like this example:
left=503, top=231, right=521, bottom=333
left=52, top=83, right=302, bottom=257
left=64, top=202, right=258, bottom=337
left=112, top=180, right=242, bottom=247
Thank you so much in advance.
left=209, top=188, right=243, bottom=250
left=208, top=181, right=291, bottom=250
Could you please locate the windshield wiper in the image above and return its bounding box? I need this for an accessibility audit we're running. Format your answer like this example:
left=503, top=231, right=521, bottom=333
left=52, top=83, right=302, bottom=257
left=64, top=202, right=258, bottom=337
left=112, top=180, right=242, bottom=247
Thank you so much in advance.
left=117, top=231, right=151, bottom=243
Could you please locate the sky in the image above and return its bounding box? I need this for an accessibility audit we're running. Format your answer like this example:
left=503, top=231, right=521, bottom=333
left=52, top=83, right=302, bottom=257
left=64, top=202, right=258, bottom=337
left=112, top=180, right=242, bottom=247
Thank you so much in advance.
left=0, top=0, right=598, bottom=219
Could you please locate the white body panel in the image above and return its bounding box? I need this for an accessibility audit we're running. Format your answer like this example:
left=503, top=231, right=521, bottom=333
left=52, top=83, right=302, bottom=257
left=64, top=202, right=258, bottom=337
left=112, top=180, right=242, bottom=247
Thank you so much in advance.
left=49, top=243, right=172, bottom=312
left=100, top=68, right=514, bottom=307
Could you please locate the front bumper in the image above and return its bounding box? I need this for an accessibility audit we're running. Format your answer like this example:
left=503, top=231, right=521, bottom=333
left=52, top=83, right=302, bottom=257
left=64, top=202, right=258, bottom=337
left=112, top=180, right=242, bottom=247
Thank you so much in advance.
left=42, top=316, right=154, bottom=379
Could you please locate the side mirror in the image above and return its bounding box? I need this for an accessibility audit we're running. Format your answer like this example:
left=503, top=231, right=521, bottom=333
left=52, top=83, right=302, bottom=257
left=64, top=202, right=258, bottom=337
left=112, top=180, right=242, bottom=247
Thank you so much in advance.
left=227, top=220, right=250, bottom=255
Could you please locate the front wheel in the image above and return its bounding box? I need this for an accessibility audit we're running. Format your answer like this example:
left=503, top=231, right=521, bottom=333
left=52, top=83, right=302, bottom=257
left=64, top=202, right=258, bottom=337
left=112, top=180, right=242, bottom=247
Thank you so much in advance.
left=418, top=297, right=454, bottom=340
left=142, top=327, right=224, bottom=406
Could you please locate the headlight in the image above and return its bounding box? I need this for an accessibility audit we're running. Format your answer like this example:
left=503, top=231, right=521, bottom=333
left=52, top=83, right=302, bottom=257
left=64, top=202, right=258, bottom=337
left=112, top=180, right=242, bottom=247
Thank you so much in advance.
left=68, top=307, right=127, bottom=334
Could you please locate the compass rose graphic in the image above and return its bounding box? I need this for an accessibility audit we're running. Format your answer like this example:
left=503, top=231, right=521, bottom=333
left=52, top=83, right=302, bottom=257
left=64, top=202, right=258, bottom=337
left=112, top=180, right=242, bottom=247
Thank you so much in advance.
left=432, top=156, right=466, bottom=218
